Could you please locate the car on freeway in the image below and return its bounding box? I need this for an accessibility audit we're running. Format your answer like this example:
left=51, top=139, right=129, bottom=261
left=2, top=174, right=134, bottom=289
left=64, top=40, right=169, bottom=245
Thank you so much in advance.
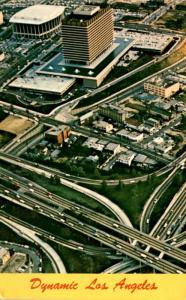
left=77, top=246, right=84, bottom=250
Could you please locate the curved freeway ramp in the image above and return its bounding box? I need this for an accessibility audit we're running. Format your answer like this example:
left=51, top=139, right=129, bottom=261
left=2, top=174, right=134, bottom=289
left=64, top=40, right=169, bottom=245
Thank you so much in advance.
left=0, top=154, right=133, bottom=227
left=0, top=216, right=66, bottom=274
left=102, top=259, right=141, bottom=274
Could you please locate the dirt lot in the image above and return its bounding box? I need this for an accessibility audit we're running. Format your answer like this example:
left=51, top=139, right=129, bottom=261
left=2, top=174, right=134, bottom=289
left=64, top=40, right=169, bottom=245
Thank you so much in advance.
left=0, top=115, right=33, bottom=135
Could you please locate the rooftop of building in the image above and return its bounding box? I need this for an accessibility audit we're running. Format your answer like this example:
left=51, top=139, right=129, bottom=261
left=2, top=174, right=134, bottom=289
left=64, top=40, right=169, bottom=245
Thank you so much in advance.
left=63, top=6, right=111, bottom=27
left=37, top=37, right=134, bottom=80
left=9, top=75, right=75, bottom=95
left=47, top=125, right=70, bottom=134
left=0, top=247, right=8, bottom=257
left=94, top=120, right=113, bottom=127
left=101, top=103, right=127, bottom=113
left=10, top=5, right=65, bottom=25
left=146, top=76, right=179, bottom=88
left=105, top=143, right=120, bottom=151
left=73, top=5, right=100, bottom=16
left=117, top=128, right=143, bottom=138
left=83, top=138, right=105, bottom=151
left=135, top=91, right=160, bottom=103
left=117, top=151, right=135, bottom=161
left=125, top=118, right=142, bottom=127
left=115, top=30, right=173, bottom=52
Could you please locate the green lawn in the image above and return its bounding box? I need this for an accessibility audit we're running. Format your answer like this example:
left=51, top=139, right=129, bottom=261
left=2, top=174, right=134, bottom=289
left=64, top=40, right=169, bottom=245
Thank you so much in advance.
left=49, top=243, right=114, bottom=273
left=82, top=174, right=165, bottom=229
left=0, top=131, right=15, bottom=148
left=0, top=160, right=115, bottom=218
left=106, top=53, right=153, bottom=82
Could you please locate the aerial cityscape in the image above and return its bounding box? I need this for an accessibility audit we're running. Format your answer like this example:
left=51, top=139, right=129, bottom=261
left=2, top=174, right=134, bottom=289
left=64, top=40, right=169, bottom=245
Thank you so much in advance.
left=0, top=0, right=185, bottom=274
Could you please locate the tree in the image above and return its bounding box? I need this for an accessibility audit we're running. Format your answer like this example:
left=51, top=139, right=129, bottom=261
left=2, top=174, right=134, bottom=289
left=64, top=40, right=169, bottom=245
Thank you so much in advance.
left=94, top=168, right=101, bottom=179
left=101, top=180, right=107, bottom=192
left=50, top=174, right=60, bottom=185
left=116, top=179, right=124, bottom=191
left=77, top=167, right=85, bottom=177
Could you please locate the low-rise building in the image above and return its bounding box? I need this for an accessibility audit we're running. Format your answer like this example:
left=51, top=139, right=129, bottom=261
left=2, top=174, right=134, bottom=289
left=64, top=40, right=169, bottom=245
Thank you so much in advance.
left=146, top=118, right=160, bottom=128
left=83, top=137, right=104, bottom=152
left=150, top=106, right=171, bottom=120
left=148, top=137, right=174, bottom=154
left=51, top=149, right=61, bottom=158
left=134, top=153, right=147, bottom=164
left=45, top=125, right=70, bottom=145
left=125, top=118, right=144, bottom=132
left=156, top=144, right=173, bottom=154
left=116, top=30, right=173, bottom=54
left=116, top=129, right=144, bottom=142
left=93, top=120, right=113, bottom=132
left=60, top=125, right=71, bottom=140
left=0, top=248, right=10, bottom=266
left=0, top=11, right=3, bottom=25
left=0, top=51, right=5, bottom=62
left=144, top=77, right=180, bottom=98
left=10, top=5, right=65, bottom=39
left=143, top=123, right=156, bottom=133
left=100, top=103, right=132, bottom=123
left=105, top=143, right=120, bottom=155
left=79, top=111, right=93, bottom=124
left=153, top=137, right=164, bottom=145
left=9, top=75, right=75, bottom=96
left=154, top=102, right=171, bottom=111
left=117, top=151, right=135, bottom=166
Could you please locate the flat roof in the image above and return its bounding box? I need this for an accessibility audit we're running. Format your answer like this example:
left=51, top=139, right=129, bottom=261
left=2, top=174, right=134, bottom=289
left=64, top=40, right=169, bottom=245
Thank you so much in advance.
left=146, top=75, right=179, bottom=88
left=105, top=143, right=120, bottom=151
left=63, top=7, right=110, bottom=26
left=10, top=5, right=65, bottom=25
left=0, top=247, right=8, bottom=257
left=115, top=30, right=173, bottom=52
left=73, top=5, right=100, bottom=16
left=37, top=37, right=134, bottom=80
left=9, top=75, right=75, bottom=95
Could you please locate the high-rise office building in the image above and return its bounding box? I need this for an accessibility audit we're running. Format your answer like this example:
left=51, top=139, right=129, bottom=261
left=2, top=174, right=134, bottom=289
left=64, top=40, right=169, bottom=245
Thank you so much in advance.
left=62, top=5, right=113, bottom=65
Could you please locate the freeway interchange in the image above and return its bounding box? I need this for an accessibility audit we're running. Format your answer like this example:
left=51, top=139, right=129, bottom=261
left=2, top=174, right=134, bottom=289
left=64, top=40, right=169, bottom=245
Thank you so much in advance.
left=0, top=112, right=185, bottom=273
left=0, top=7, right=186, bottom=273
left=0, top=158, right=185, bottom=274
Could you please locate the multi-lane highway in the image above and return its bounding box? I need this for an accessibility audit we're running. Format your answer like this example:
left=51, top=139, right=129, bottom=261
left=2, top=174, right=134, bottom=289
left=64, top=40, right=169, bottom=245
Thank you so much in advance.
left=167, top=232, right=186, bottom=248
left=102, top=259, right=142, bottom=274
left=140, top=158, right=186, bottom=233
left=150, top=183, right=186, bottom=240
left=0, top=215, right=66, bottom=273
left=0, top=153, right=133, bottom=226
left=0, top=210, right=118, bottom=259
left=0, top=168, right=185, bottom=274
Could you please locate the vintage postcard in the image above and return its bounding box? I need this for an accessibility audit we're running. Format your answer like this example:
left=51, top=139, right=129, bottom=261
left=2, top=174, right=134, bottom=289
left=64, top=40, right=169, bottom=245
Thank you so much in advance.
left=0, top=0, right=185, bottom=299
